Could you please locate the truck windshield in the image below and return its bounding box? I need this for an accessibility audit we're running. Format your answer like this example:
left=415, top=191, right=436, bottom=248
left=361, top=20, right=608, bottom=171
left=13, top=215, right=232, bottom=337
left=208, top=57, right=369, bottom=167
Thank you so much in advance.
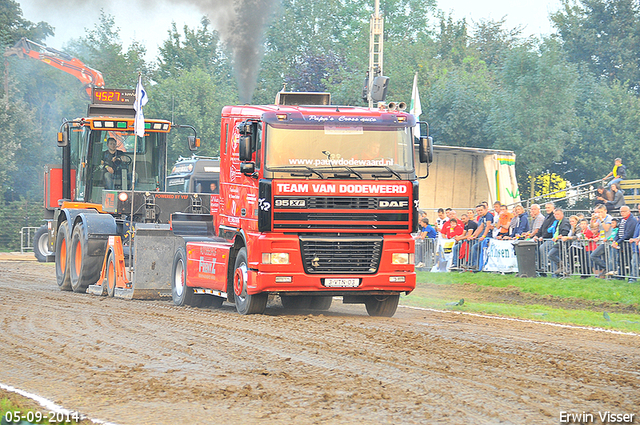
left=84, top=130, right=165, bottom=202
left=264, top=124, right=414, bottom=174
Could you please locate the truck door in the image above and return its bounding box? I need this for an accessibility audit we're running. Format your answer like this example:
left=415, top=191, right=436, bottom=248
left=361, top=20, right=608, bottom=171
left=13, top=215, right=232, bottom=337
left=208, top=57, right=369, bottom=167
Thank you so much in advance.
left=70, top=124, right=89, bottom=201
left=238, top=120, right=262, bottom=232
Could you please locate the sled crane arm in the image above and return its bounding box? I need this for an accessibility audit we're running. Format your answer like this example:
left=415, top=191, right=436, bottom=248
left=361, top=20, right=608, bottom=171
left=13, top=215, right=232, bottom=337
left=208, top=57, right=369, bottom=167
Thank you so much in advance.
left=4, top=37, right=105, bottom=97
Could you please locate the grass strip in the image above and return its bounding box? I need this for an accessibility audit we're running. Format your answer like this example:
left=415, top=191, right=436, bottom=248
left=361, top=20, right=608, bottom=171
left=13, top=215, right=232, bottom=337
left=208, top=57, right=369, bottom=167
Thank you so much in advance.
left=0, top=390, right=89, bottom=425
left=417, top=271, right=640, bottom=306
left=404, top=281, right=640, bottom=333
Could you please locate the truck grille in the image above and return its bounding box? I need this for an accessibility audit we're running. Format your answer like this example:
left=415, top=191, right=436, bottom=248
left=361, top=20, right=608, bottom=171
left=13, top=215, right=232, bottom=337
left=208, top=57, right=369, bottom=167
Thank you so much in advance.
left=299, top=236, right=383, bottom=274
left=307, top=197, right=377, bottom=209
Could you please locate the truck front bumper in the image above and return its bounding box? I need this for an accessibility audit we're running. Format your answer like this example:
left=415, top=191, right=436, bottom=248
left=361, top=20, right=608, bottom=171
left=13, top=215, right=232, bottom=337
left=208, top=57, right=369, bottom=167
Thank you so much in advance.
left=248, top=270, right=415, bottom=294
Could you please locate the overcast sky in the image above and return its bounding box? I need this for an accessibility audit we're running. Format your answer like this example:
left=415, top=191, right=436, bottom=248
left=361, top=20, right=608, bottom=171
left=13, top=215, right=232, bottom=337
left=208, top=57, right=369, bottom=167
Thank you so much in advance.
left=18, top=0, right=562, bottom=59
left=442, top=0, right=562, bottom=36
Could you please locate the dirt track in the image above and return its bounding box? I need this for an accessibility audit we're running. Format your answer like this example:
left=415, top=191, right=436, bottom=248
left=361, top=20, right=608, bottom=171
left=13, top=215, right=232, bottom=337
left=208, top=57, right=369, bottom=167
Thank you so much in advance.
left=0, top=260, right=638, bottom=425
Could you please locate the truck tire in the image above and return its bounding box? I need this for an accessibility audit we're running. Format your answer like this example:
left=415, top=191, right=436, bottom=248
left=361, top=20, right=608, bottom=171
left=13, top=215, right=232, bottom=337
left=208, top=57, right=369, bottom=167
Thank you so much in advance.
left=310, top=296, right=333, bottom=311
left=365, top=294, right=400, bottom=317
left=55, top=221, right=72, bottom=291
left=33, top=225, right=52, bottom=262
left=233, top=248, right=267, bottom=315
left=171, top=247, right=197, bottom=306
left=69, top=223, right=103, bottom=293
left=105, top=252, right=117, bottom=297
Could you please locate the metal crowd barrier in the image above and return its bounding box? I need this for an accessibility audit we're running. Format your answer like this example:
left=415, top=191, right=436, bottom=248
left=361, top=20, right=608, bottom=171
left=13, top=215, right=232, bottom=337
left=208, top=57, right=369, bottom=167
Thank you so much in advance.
left=20, top=226, right=38, bottom=254
left=447, top=239, right=493, bottom=272
left=414, top=237, right=438, bottom=271
left=536, top=238, right=638, bottom=280
left=415, top=236, right=639, bottom=280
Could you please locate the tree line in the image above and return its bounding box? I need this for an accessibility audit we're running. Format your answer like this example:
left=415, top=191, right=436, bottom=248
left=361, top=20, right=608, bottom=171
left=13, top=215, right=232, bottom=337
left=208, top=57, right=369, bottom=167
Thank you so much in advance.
left=3, top=0, right=640, bottom=206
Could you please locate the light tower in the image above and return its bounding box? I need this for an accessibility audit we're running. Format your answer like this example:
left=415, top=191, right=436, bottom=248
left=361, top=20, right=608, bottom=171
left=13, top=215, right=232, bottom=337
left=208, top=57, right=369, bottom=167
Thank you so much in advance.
left=368, top=0, right=384, bottom=108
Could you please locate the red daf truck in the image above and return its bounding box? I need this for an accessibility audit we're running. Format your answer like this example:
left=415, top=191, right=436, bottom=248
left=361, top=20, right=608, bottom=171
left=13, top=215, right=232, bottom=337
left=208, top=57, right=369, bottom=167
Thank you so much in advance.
left=160, top=92, right=433, bottom=317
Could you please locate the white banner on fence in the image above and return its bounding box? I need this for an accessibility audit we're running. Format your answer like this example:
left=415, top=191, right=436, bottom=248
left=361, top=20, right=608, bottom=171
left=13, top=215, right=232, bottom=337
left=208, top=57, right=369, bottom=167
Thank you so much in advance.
left=483, top=239, right=518, bottom=273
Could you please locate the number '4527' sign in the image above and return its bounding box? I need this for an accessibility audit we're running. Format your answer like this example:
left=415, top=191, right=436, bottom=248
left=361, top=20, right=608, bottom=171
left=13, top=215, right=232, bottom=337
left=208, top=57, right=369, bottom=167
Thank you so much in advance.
left=92, top=88, right=135, bottom=105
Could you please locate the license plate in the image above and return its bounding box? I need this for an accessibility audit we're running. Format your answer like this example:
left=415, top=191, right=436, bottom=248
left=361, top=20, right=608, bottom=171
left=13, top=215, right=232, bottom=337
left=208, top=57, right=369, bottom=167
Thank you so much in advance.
left=323, top=278, right=360, bottom=288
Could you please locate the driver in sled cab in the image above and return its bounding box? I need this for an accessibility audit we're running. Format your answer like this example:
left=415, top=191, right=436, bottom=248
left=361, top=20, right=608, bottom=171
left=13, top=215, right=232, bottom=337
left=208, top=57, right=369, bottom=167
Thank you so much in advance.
left=102, top=137, right=127, bottom=189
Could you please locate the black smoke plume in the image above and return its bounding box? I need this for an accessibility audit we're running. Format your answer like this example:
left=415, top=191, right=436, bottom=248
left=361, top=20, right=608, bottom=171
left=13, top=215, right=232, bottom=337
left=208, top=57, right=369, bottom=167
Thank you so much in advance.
left=187, top=0, right=281, bottom=103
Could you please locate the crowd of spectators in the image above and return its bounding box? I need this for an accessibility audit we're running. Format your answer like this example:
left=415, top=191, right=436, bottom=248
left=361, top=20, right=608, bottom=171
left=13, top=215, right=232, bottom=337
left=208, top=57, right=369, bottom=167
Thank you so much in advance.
left=415, top=158, right=640, bottom=281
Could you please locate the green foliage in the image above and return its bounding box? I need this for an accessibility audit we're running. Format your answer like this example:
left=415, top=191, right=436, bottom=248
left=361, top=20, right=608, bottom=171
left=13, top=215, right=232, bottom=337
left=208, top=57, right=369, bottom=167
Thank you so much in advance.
left=470, top=17, right=525, bottom=67
left=0, top=101, right=21, bottom=195
left=0, top=200, right=45, bottom=251
left=434, top=13, right=471, bottom=68
left=66, top=10, right=150, bottom=88
left=147, top=68, right=237, bottom=162
left=562, top=76, right=640, bottom=183
left=257, top=0, right=436, bottom=105
left=156, top=17, right=232, bottom=82
left=0, top=0, right=53, bottom=47
left=552, top=0, right=640, bottom=90
left=0, top=95, right=51, bottom=200
left=487, top=40, right=579, bottom=178
left=427, top=62, right=492, bottom=147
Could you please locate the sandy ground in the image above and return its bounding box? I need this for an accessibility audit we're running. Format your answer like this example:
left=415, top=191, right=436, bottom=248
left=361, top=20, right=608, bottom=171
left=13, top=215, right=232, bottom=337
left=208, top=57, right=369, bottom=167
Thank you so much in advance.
left=0, top=259, right=638, bottom=425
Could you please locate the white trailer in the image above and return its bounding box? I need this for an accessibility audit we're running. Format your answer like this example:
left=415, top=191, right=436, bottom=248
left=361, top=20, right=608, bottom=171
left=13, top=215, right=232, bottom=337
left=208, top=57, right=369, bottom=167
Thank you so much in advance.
left=415, top=145, right=521, bottom=216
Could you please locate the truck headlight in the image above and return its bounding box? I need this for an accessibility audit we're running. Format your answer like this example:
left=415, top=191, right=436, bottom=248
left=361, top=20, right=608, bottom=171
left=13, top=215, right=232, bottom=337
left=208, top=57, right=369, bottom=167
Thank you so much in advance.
left=262, top=253, right=290, bottom=264
left=392, top=253, right=411, bottom=264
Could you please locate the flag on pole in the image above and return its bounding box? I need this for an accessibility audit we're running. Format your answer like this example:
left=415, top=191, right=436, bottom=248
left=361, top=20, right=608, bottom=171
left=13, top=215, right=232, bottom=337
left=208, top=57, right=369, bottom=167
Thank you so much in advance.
left=410, top=72, right=422, bottom=138
left=134, top=74, right=148, bottom=138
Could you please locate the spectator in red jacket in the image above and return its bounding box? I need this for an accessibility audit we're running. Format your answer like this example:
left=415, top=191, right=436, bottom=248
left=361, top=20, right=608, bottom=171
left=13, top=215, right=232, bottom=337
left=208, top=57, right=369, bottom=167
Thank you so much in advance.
left=441, top=218, right=464, bottom=239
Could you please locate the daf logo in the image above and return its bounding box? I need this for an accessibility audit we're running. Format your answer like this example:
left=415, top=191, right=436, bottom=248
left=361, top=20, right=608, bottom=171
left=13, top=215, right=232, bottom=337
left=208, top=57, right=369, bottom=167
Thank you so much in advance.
left=379, top=200, right=409, bottom=208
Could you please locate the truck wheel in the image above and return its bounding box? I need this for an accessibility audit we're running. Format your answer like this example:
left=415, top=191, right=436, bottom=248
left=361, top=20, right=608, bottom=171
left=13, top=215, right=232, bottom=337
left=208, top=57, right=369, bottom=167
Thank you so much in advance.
left=365, top=294, right=400, bottom=317
left=69, top=224, right=103, bottom=293
left=106, top=252, right=117, bottom=297
left=171, top=247, right=196, bottom=306
left=33, top=225, right=52, bottom=262
left=55, top=221, right=72, bottom=291
left=310, top=296, right=332, bottom=311
left=280, top=295, right=312, bottom=310
left=233, top=248, right=267, bottom=315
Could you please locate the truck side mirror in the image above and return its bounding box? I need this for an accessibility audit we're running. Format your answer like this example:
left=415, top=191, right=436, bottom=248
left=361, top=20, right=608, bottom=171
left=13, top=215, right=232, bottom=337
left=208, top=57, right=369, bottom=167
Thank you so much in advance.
left=188, top=136, right=200, bottom=151
left=419, top=136, right=433, bottom=164
left=237, top=122, right=252, bottom=135
left=239, top=135, right=252, bottom=161
left=419, top=122, right=429, bottom=139
left=240, top=162, right=255, bottom=175
left=57, top=132, right=68, bottom=147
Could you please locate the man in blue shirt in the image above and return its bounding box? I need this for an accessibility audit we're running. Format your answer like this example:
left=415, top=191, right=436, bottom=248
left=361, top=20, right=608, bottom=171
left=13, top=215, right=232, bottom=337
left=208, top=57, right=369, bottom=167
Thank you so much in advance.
left=613, top=205, right=637, bottom=278
left=419, top=218, right=437, bottom=239
left=469, top=204, right=494, bottom=270
left=547, top=208, right=572, bottom=277
left=508, top=204, right=530, bottom=239
left=628, top=218, right=640, bottom=283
